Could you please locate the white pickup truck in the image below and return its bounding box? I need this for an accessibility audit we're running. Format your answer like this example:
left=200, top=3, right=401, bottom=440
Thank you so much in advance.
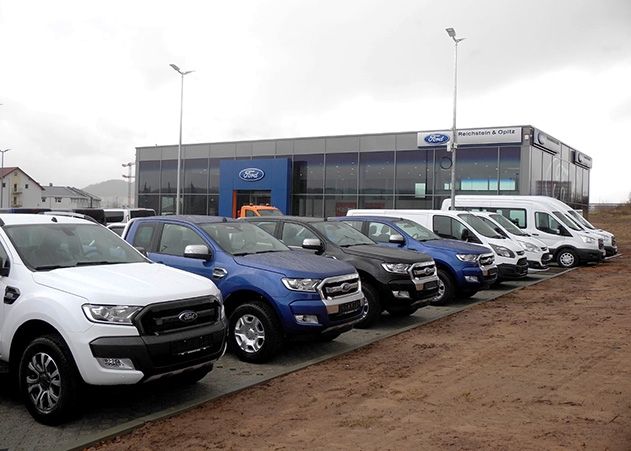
left=0, top=214, right=227, bottom=424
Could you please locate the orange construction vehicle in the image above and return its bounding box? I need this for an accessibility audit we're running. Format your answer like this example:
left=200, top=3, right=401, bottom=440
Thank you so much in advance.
left=237, top=204, right=283, bottom=218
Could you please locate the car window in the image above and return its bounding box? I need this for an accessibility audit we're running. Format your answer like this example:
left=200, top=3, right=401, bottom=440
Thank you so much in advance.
left=281, top=222, right=317, bottom=247
left=0, top=240, right=9, bottom=271
left=252, top=221, right=277, bottom=236
left=367, top=222, right=395, bottom=243
left=158, top=223, right=205, bottom=256
left=105, top=211, right=124, bottom=222
left=201, top=222, right=289, bottom=255
left=133, top=224, right=155, bottom=250
left=433, top=215, right=473, bottom=241
left=341, top=220, right=363, bottom=232
left=245, top=210, right=256, bottom=217
left=535, top=212, right=569, bottom=236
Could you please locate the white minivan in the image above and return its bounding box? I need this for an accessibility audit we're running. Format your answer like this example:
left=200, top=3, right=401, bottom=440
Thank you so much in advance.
left=104, top=208, right=156, bottom=225
left=347, top=209, right=528, bottom=281
left=470, top=211, right=552, bottom=271
left=441, top=196, right=604, bottom=268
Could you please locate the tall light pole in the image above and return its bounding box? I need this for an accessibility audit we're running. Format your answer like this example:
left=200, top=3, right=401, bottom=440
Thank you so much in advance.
left=122, top=162, right=135, bottom=208
left=0, top=148, right=11, bottom=208
left=446, top=27, right=465, bottom=210
left=170, top=63, right=194, bottom=215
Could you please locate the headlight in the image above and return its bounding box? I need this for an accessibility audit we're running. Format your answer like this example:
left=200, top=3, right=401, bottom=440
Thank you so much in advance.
left=82, top=304, right=142, bottom=325
left=381, top=263, right=411, bottom=274
left=282, top=278, right=321, bottom=292
left=580, top=235, right=595, bottom=244
left=490, top=244, right=515, bottom=258
left=456, top=254, right=479, bottom=263
left=519, top=241, right=539, bottom=253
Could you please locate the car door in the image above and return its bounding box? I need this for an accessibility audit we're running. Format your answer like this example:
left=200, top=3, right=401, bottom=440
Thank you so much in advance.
left=0, top=237, right=17, bottom=353
left=531, top=211, right=570, bottom=250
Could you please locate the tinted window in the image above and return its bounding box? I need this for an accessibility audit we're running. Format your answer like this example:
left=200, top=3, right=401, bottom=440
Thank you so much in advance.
left=252, top=221, right=277, bottom=235
left=432, top=215, right=469, bottom=241
left=105, top=211, right=125, bottom=222
left=281, top=223, right=318, bottom=247
left=312, top=221, right=374, bottom=246
left=359, top=151, right=394, bottom=195
left=138, top=160, right=161, bottom=194
left=325, top=153, right=357, bottom=195
left=341, top=220, right=364, bottom=232
left=129, top=209, right=156, bottom=219
left=458, top=213, right=503, bottom=239
left=133, top=224, right=155, bottom=250
left=200, top=222, right=289, bottom=255
left=158, top=224, right=205, bottom=256
left=395, top=149, right=431, bottom=196
left=0, top=240, right=9, bottom=271
left=535, top=212, right=568, bottom=236
left=393, top=219, right=438, bottom=241
left=489, top=214, right=528, bottom=236
left=553, top=211, right=581, bottom=231
left=183, top=158, right=209, bottom=194
left=367, top=222, right=396, bottom=243
left=293, top=154, right=324, bottom=195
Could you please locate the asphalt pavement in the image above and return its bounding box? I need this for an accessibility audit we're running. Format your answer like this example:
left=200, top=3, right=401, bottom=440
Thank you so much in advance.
left=0, top=267, right=571, bottom=451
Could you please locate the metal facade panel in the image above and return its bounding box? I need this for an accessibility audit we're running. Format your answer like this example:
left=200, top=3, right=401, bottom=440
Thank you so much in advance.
left=326, top=136, right=359, bottom=153
left=275, top=140, right=294, bottom=155
left=137, top=147, right=161, bottom=161
left=182, top=144, right=211, bottom=159
left=253, top=141, right=276, bottom=156
left=161, top=146, right=178, bottom=160
left=294, top=138, right=325, bottom=155
left=395, top=133, right=419, bottom=150
left=236, top=142, right=253, bottom=157
left=211, top=143, right=236, bottom=158
left=360, top=134, right=396, bottom=152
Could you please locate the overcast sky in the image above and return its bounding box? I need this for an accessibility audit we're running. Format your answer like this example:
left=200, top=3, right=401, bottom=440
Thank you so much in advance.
left=1, top=0, right=630, bottom=201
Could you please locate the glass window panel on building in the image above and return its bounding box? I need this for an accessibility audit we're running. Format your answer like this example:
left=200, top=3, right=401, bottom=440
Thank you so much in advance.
left=395, top=196, right=433, bottom=210
left=569, top=164, right=577, bottom=204
left=574, top=165, right=583, bottom=206
left=324, top=195, right=357, bottom=217
left=359, top=195, right=394, bottom=209
left=456, top=146, right=499, bottom=193
left=183, top=158, right=209, bottom=194
left=292, top=195, right=323, bottom=217
left=208, top=195, right=219, bottom=216
left=582, top=168, right=589, bottom=205
left=540, top=151, right=553, bottom=197
left=395, top=149, right=431, bottom=197
left=160, top=160, right=177, bottom=194
left=293, top=154, right=324, bottom=195
left=530, top=147, right=543, bottom=195
left=138, top=195, right=159, bottom=212
left=160, top=195, right=176, bottom=215
left=560, top=161, right=571, bottom=203
left=434, top=148, right=453, bottom=194
left=499, top=146, right=520, bottom=193
left=138, top=161, right=161, bottom=194
left=359, top=151, right=394, bottom=195
left=325, top=153, right=357, bottom=195
left=209, top=158, right=222, bottom=193
left=183, top=195, right=207, bottom=215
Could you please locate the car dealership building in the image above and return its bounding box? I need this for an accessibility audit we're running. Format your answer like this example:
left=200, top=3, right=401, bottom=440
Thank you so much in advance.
left=135, top=125, right=592, bottom=217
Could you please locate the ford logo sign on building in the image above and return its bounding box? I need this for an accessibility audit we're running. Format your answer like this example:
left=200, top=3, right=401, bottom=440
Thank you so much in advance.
left=424, top=133, right=450, bottom=145
left=238, top=168, right=265, bottom=182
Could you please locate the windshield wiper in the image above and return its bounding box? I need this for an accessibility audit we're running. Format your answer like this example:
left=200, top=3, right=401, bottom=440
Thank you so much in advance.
left=253, top=250, right=281, bottom=254
left=75, top=261, right=122, bottom=266
left=33, top=265, right=72, bottom=271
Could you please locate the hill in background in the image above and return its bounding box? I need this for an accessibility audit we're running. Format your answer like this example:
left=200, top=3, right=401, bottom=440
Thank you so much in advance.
left=82, top=179, right=135, bottom=208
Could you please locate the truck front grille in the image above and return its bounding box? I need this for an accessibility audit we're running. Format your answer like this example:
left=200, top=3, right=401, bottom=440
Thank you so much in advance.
left=319, top=274, right=361, bottom=300
left=410, top=262, right=436, bottom=279
left=134, top=296, right=221, bottom=336
left=479, top=254, right=495, bottom=266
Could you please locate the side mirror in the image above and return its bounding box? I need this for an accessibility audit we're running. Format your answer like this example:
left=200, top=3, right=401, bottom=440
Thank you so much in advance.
left=461, top=228, right=470, bottom=241
left=302, top=238, right=323, bottom=252
left=134, top=246, right=148, bottom=257
left=389, top=234, right=405, bottom=245
left=184, top=244, right=212, bottom=260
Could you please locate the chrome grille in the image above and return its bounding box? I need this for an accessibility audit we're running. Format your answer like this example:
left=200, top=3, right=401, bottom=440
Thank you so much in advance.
left=319, top=274, right=361, bottom=300
left=479, top=254, right=495, bottom=266
left=410, top=262, right=436, bottom=279
left=598, top=238, right=604, bottom=250
left=516, top=250, right=525, bottom=256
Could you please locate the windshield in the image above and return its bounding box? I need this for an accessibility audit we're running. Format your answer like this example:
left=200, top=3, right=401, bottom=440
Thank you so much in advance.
left=458, top=213, right=504, bottom=239
left=200, top=222, right=289, bottom=255
left=4, top=223, right=146, bottom=271
left=477, top=217, right=509, bottom=238
left=489, top=214, right=529, bottom=236
left=553, top=211, right=582, bottom=231
left=257, top=208, right=282, bottom=216
left=393, top=219, right=439, bottom=241
left=130, top=209, right=156, bottom=219
left=312, top=221, right=375, bottom=247
left=568, top=210, right=595, bottom=230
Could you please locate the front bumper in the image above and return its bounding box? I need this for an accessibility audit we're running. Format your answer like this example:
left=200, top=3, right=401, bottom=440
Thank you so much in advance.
left=89, top=321, right=228, bottom=383
left=576, top=248, right=603, bottom=264
left=386, top=275, right=439, bottom=308
left=528, top=252, right=552, bottom=271
left=604, top=245, right=618, bottom=257
left=497, top=258, right=529, bottom=280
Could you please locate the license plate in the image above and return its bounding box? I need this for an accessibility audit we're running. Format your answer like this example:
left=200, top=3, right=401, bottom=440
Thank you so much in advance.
left=338, top=300, right=361, bottom=314
left=423, top=280, right=438, bottom=290
left=171, top=335, right=211, bottom=356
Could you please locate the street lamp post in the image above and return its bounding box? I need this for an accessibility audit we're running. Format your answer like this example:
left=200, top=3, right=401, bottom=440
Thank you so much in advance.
left=122, top=162, right=135, bottom=208
left=0, top=148, right=11, bottom=209
left=446, top=27, right=465, bottom=210
left=169, top=63, right=194, bottom=215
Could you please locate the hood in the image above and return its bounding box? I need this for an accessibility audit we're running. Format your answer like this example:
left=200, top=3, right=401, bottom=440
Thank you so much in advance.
left=32, top=262, right=219, bottom=305
left=234, top=251, right=356, bottom=278
left=420, top=238, right=492, bottom=255
left=342, top=244, right=433, bottom=263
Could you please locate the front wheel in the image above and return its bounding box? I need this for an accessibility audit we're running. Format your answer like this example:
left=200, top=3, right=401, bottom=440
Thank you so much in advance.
left=19, top=335, right=81, bottom=425
left=229, top=301, right=283, bottom=363
left=556, top=248, right=579, bottom=268
left=355, top=282, right=382, bottom=329
left=432, top=269, right=455, bottom=306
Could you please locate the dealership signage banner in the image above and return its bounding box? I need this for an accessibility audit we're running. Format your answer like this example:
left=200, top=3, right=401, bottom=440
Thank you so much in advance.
left=573, top=151, right=593, bottom=169
left=533, top=129, right=561, bottom=154
left=417, top=127, right=522, bottom=147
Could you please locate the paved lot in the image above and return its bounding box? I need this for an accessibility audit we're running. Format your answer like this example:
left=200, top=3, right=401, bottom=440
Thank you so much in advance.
left=0, top=267, right=568, bottom=451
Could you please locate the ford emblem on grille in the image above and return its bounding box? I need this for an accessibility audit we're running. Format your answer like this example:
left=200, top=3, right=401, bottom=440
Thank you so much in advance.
left=341, top=282, right=352, bottom=293
left=178, top=310, right=198, bottom=323
left=424, top=267, right=434, bottom=275
left=238, top=168, right=265, bottom=182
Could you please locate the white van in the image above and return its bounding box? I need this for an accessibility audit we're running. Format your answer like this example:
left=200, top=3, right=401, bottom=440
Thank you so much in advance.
left=104, top=208, right=156, bottom=225
left=441, top=196, right=603, bottom=268
left=470, top=211, right=552, bottom=271
left=347, top=209, right=528, bottom=281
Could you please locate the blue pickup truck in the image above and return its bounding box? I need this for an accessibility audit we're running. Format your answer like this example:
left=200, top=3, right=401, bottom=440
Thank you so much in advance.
left=335, top=216, right=498, bottom=304
left=123, top=216, right=366, bottom=363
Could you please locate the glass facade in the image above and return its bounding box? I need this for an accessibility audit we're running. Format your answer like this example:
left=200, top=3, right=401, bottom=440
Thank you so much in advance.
left=137, top=128, right=590, bottom=216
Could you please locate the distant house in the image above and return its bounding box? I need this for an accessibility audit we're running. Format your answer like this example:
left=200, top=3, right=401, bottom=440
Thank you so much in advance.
left=0, top=167, right=45, bottom=209
left=41, top=185, right=102, bottom=209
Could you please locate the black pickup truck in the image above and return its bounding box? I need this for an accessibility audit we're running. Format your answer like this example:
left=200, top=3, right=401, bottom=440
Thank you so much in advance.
left=243, top=216, right=439, bottom=328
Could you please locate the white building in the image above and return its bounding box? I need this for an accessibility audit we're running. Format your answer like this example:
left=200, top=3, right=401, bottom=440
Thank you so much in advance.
left=41, top=185, right=101, bottom=209
left=0, top=167, right=45, bottom=209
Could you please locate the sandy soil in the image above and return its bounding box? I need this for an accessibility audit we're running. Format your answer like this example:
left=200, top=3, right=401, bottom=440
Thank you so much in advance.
left=93, top=208, right=631, bottom=451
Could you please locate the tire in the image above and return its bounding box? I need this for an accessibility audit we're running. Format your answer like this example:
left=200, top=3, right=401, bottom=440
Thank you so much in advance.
left=458, top=290, right=478, bottom=299
left=316, top=331, right=342, bottom=342
left=19, top=335, right=81, bottom=425
left=432, top=268, right=455, bottom=306
left=556, top=248, right=579, bottom=268
left=228, top=301, right=283, bottom=363
left=173, top=366, right=212, bottom=385
left=355, top=282, right=382, bottom=329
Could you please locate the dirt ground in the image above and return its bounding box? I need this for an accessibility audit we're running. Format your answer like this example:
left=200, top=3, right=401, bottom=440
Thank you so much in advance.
left=93, top=207, right=631, bottom=451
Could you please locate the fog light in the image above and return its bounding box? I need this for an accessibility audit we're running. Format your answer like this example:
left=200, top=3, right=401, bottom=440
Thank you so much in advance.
left=465, top=276, right=479, bottom=283
left=392, top=290, right=411, bottom=299
left=294, top=314, right=319, bottom=325
left=97, top=357, right=135, bottom=370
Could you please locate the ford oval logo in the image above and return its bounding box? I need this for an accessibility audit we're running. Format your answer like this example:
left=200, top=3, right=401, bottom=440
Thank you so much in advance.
left=424, top=133, right=450, bottom=144
left=341, top=282, right=352, bottom=293
left=178, top=310, right=198, bottom=323
left=239, top=168, right=265, bottom=182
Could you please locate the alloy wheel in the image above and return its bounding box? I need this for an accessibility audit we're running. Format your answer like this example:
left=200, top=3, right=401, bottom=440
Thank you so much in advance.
left=25, top=352, right=61, bottom=414
left=234, top=314, right=266, bottom=354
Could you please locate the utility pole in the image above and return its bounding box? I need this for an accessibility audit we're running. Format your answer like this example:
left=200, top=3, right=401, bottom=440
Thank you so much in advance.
left=122, top=162, right=135, bottom=208
left=0, top=148, right=11, bottom=209
left=445, top=28, right=465, bottom=210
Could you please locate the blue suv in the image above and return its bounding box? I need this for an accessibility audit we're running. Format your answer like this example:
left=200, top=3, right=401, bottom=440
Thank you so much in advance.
left=123, top=216, right=366, bottom=363
left=334, top=216, right=498, bottom=304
